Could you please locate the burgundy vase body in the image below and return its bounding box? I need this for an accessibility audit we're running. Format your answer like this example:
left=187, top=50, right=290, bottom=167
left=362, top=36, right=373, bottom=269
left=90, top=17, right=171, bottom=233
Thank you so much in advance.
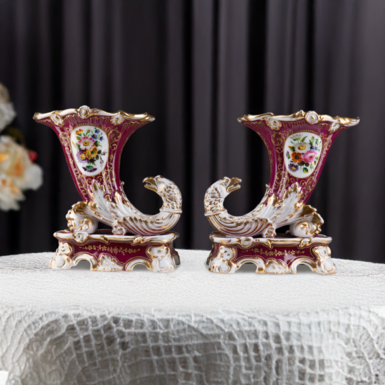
left=240, top=115, right=354, bottom=204
left=34, top=108, right=154, bottom=201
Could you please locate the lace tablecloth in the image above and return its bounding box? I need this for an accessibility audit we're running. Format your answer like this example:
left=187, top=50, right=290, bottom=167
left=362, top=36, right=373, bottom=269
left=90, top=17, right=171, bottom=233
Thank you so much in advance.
left=0, top=250, right=385, bottom=385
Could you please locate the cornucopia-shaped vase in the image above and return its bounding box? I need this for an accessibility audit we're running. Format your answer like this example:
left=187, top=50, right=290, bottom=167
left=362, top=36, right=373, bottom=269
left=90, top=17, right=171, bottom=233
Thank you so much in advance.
left=204, top=111, right=359, bottom=275
left=34, top=106, right=182, bottom=272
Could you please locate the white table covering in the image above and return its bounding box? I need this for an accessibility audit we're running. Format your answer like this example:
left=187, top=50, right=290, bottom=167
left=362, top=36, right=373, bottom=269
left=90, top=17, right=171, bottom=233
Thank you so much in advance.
left=0, top=250, right=385, bottom=385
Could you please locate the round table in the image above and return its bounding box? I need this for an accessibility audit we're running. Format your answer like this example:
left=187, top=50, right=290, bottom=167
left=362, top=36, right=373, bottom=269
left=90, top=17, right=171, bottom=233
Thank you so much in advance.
left=0, top=251, right=384, bottom=385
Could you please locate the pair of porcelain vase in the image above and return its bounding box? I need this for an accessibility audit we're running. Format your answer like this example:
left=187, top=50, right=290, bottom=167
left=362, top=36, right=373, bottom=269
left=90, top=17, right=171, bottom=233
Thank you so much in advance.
left=33, top=106, right=359, bottom=275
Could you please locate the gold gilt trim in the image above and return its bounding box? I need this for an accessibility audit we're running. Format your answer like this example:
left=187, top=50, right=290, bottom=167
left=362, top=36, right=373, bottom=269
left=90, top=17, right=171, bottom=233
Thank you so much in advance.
left=125, top=260, right=152, bottom=272
left=33, top=105, right=155, bottom=125
left=236, top=257, right=265, bottom=273
left=290, top=257, right=317, bottom=273
left=82, top=244, right=141, bottom=256
left=210, top=232, right=332, bottom=249
left=237, top=110, right=359, bottom=133
left=71, top=253, right=98, bottom=271
left=54, top=230, right=179, bottom=246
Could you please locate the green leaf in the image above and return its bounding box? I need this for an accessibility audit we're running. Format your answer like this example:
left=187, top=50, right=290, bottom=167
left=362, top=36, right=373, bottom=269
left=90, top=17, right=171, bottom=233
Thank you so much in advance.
left=293, top=138, right=300, bottom=141
left=286, top=153, right=290, bottom=159
left=96, top=155, right=99, bottom=160
left=298, top=161, right=305, bottom=166
left=76, top=136, right=81, bottom=141
left=98, top=150, right=101, bottom=154
left=305, top=162, right=309, bottom=167
left=289, top=146, right=295, bottom=152
left=86, top=130, right=90, bottom=135
left=303, top=167, right=309, bottom=173
left=86, top=165, right=93, bottom=169
left=301, top=136, right=307, bottom=143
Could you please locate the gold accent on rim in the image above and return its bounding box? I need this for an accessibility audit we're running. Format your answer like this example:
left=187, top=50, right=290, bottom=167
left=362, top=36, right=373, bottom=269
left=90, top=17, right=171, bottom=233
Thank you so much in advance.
left=237, top=110, right=359, bottom=133
left=33, top=105, right=155, bottom=125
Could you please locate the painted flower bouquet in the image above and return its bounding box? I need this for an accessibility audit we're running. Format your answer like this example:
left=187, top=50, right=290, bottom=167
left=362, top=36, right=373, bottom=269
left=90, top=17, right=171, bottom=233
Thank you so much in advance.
left=73, top=127, right=107, bottom=173
left=285, top=133, right=322, bottom=177
left=0, top=83, right=43, bottom=211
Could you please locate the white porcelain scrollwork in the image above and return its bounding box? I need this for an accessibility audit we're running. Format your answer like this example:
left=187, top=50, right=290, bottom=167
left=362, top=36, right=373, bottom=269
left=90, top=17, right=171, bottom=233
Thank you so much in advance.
left=51, top=113, right=63, bottom=126
left=147, top=246, right=176, bottom=273
left=290, top=219, right=322, bottom=238
left=265, top=260, right=289, bottom=274
left=305, top=111, right=319, bottom=124
left=208, top=246, right=237, bottom=274
left=204, top=178, right=323, bottom=239
left=313, top=246, right=336, bottom=274
left=96, top=254, right=124, bottom=272
left=67, top=176, right=182, bottom=237
left=66, top=204, right=98, bottom=235
left=50, top=242, right=73, bottom=269
left=78, top=105, right=91, bottom=119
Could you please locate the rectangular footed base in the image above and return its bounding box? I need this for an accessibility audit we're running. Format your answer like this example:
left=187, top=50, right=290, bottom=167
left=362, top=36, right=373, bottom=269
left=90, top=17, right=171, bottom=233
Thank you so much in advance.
left=207, top=232, right=336, bottom=274
left=52, top=230, right=180, bottom=272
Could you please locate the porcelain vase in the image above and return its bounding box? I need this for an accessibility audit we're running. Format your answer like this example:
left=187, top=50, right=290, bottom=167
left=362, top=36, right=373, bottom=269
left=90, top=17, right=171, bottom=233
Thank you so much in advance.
left=204, top=110, right=359, bottom=274
left=34, top=106, right=182, bottom=272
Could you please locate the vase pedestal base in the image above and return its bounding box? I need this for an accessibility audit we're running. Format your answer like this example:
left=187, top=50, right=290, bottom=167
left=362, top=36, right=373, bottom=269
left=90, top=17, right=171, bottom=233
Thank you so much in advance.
left=52, top=230, right=180, bottom=272
left=207, top=232, right=336, bottom=274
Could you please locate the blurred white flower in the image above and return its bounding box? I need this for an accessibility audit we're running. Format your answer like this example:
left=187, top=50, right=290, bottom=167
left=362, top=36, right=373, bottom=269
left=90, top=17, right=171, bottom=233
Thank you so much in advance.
left=0, top=136, right=43, bottom=211
left=0, top=83, right=43, bottom=210
left=0, top=83, right=16, bottom=131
